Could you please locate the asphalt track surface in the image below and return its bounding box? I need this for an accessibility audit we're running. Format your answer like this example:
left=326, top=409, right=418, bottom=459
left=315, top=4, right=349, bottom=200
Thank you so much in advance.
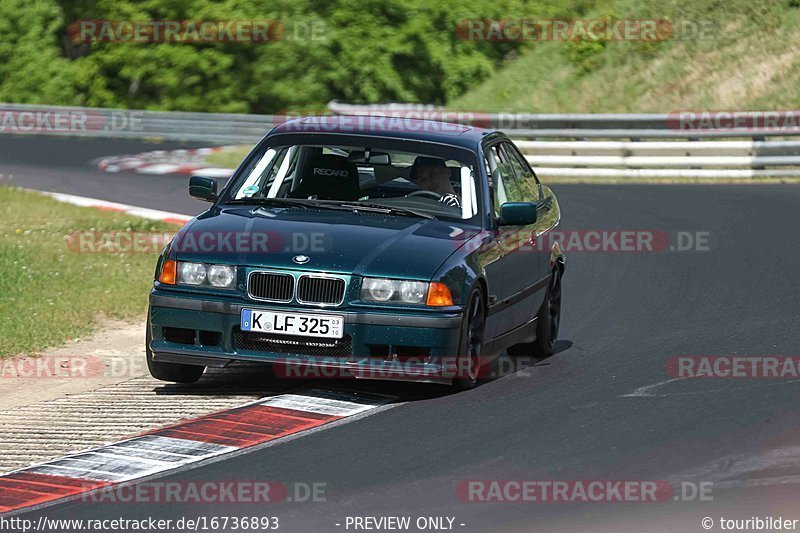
left=4, top=136, right=800, bottom=531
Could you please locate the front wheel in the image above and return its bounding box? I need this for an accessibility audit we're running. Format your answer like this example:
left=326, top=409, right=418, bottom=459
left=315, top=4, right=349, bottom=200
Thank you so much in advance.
left=452, top=288, right=486, bottom=390
left=145, top=308, right=205, bottom=384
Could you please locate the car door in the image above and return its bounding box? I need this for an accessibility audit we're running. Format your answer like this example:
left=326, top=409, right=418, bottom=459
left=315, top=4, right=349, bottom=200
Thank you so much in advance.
left=478, top=144, right=509, bottom=341
left=489, top=141, right=547, bottom=329
left=503, top=141, right=560, bottom=322
left=480, top=141, right=535, bottom=336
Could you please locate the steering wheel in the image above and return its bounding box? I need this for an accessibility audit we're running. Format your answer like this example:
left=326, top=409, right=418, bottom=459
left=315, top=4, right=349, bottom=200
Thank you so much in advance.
left=406, top=190, right=442, bottom=201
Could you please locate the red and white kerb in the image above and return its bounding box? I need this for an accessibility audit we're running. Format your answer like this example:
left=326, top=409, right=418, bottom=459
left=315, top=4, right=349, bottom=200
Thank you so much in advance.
left=0, top=389, right=392, bottom=514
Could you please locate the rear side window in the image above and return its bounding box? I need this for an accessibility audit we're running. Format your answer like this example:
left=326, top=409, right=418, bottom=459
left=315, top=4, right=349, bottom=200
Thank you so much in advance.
left=485, top=144, right=525, bottom=217
left=500, top=142, right=540, bottom=203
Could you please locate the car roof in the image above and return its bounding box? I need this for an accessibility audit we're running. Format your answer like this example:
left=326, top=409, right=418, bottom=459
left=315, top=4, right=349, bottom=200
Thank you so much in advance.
left=267, top=115, right=503, bottom=150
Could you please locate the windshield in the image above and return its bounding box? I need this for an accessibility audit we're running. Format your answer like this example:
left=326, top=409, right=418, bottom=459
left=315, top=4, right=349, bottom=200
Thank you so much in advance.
left=222, top=138, right=482, bottom=223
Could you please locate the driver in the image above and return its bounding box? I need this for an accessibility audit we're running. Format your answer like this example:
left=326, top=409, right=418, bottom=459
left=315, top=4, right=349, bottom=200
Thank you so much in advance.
left=410, top=156, right=461, bottom=208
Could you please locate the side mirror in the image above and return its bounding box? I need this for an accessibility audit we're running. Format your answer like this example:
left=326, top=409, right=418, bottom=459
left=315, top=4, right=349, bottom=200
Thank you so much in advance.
left=189, top=175, right=217, bottom=202
left=499, top=202, right=537, bottom=225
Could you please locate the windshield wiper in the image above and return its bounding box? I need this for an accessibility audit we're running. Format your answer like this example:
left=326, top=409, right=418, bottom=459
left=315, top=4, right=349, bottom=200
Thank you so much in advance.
left=226, top=198, right=436, bottom=219
left=334, top=202, right=436, bottom=220
left=224, top=198, right=312, bottom=209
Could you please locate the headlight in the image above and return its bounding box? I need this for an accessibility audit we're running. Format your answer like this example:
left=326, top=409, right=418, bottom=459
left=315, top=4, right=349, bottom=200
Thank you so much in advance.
left=178, top=262, right=207, bottom=285
left=399, top=281, right=426, bottom=304
left=170, top=262, right=237, bottom=289
left=207, top=265, right=236, bottom=288
left=361, top=278, right=449, bottom=306
left=363, top=278, right=396, bottom=301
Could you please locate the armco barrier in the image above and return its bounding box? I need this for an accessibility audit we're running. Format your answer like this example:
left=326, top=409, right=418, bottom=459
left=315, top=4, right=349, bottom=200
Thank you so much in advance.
left=2, top=101, right=800, bottom=178
left=0, top=102, right=273, bottom=144
left=328, top=102, right=800, bottom=179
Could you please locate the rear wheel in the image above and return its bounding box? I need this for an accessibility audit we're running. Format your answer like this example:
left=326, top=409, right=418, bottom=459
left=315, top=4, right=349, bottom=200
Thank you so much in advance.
left=145, top=307, right=205, bottom=384
left=453, top=289, right=486, bottom=390
left=508, top=267, right=562, bottom=358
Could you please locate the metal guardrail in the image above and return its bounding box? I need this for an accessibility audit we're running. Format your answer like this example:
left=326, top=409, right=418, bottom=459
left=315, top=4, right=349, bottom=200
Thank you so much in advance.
left=328, top=101, right=800, bottom=139
left=0, top=102, right=274, bottom=144
left=515, top=139, right=800, bottom=179
left=328, top=102, right=800, bottom=178
left=514, top=140, right=800, bottom=157
left=2, top=102, right=800, bottom=178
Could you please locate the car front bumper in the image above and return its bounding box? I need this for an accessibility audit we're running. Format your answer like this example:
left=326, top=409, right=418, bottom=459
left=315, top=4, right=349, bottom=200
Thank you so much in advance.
left=149, top=291, right=464, bottom=384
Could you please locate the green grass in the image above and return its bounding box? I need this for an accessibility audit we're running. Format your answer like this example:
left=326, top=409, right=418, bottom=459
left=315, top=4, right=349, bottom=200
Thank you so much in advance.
left=0, top=185, right=177, bottom=357
left=204, top=146, right=253, bottom=170
left=450, top=0, right=800, bottom=113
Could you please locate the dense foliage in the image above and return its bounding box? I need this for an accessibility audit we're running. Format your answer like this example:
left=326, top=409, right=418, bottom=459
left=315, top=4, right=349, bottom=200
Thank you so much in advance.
left=0, top=0, right=593, bottom=113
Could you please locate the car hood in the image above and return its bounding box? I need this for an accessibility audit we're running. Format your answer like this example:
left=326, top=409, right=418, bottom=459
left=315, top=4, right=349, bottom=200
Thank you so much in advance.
left=171, top=206, right=479, bottom=280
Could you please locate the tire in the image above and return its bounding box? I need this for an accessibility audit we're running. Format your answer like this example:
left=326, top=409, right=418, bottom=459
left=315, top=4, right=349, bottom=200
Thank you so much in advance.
left=145, top=308, right=205, bottom=384
left=508, top=267, right=562, bottom=358
left=452, top=288, right=486, bottom=390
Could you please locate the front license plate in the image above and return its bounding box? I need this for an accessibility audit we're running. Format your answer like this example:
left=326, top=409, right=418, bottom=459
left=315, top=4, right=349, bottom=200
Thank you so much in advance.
left=241, top=309, right=344, bottom=339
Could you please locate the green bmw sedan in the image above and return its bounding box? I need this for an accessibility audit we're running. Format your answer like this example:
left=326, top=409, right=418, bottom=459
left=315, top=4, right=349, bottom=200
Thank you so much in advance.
left=147, top=116, right=564, bottom=389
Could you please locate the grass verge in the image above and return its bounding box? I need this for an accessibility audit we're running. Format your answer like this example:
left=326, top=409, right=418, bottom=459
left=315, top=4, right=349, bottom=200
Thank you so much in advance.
left=451, top=0, right=800, bottom=113
left=203, top=145, right=251, bottom=170
left=0, top=185, right=177, bottom=357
